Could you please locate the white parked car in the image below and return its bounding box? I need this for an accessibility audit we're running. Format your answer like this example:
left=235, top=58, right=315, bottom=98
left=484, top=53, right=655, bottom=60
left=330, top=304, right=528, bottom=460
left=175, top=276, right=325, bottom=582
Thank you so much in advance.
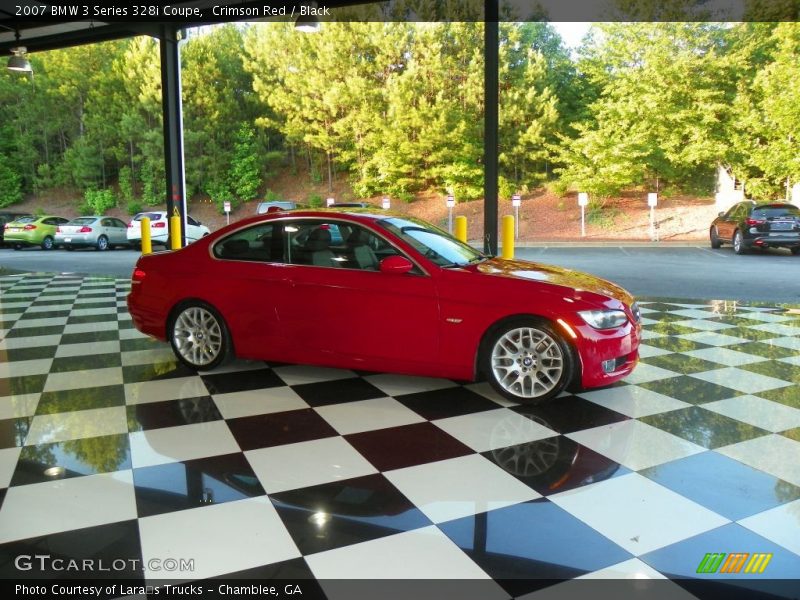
left=126, top=211, right=210, bottom=247
left=55, top=216, right=130, bottom=250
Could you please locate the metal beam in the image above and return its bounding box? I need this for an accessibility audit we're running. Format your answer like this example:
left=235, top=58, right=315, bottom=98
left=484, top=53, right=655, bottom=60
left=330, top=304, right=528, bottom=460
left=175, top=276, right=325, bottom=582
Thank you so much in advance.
left=483, top=0, right=499, bottom=256
left=159, top=24, right=187, bottom=247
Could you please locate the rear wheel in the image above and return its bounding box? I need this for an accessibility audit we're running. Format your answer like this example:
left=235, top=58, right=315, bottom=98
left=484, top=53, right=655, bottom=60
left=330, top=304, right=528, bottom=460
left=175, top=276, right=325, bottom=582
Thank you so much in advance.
left=41, top=236, right=54, bottom=250
left=791, top=247, right=800, bottom=256
left=710, top=227, right=721, bottom=249
left=65, top=245, right=74, bottom=251
left=169, top=302, right=231, bottom=371
left=96, top=235, right=109, bottom=251
left=733, top=230, right=748, bottom=255
left=482, top=318, right=574, bottom=404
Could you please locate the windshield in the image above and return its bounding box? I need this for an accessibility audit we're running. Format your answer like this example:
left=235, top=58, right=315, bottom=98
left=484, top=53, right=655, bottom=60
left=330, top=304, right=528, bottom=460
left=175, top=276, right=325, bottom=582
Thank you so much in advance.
left=377, top=216, right=485, bottom=267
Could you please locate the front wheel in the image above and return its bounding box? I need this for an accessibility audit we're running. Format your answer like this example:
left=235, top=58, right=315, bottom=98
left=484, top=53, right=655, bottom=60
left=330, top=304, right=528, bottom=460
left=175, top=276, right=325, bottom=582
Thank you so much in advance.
left=710, top=227, right=721, bottom=249
left=482, top=319, right=574, bottom=404
left=169, top=302, right=232, bottom=371
left=733, top=230, right=747, bottom=255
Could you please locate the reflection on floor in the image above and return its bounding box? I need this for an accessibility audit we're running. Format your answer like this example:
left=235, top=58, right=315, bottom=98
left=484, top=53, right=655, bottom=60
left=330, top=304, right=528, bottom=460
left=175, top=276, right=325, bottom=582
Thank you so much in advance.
left=1, top=273, right=800, bottom=599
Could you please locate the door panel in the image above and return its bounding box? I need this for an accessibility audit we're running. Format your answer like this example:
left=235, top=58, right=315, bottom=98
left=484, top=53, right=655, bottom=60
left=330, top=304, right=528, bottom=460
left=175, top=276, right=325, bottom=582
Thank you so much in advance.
left=282, top=266, right=439, bottom=369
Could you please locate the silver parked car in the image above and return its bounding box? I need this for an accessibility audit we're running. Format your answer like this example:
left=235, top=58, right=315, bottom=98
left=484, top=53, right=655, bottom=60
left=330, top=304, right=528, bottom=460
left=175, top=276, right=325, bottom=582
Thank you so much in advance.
left=55, top=216, right=130, bottom=251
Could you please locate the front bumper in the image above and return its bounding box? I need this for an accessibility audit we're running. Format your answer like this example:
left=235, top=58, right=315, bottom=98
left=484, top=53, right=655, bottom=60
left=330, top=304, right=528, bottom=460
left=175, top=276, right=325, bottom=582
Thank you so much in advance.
left=573, top=320, right=641, bottom=389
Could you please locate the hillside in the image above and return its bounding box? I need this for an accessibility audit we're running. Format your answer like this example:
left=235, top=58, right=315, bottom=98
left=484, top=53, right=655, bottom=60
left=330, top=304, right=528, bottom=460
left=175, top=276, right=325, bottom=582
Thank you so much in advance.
left=10, top=178, right=718, bottom=243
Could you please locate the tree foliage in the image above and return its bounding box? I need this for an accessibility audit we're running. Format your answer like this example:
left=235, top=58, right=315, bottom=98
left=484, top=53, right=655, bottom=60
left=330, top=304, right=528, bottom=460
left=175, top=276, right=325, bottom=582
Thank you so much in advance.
left=0, top=21, right=798, bottom=210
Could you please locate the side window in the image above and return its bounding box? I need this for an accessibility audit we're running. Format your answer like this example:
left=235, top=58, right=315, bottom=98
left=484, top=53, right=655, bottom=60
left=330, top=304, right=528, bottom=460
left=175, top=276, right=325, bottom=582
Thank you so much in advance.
left=187, top=216, right=199, bottom=227
left=286, top=220, right=403, bottom=271
left=286, top=221, right=346, bottom=268
left=113, top=219, right=126, bottom=228
left=101, top=218, right=113, bottom=227
left=213, top=223, right=283, bottom=262
left=733, top=204, right=746, bottom=220
left=341, top=224, right=402, bottom=270
left=42, top=218, right=56, bottom=226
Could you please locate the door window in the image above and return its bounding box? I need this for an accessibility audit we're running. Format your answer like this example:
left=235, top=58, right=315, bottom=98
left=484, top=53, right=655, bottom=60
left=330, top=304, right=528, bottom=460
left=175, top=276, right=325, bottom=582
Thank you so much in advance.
left=213, top=223, right=283, bottom=262
left=285, top=220, right=405, bottom=271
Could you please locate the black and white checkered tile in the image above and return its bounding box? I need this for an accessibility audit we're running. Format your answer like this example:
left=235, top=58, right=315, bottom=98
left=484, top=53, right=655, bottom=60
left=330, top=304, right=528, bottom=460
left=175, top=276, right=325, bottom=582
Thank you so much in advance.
left=1, top=273, right=800, bottom=598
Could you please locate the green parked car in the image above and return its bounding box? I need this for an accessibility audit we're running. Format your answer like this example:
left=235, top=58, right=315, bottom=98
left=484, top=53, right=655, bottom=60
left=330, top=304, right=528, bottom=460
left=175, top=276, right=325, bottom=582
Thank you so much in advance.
left=4, top=215, right=70, bottom=250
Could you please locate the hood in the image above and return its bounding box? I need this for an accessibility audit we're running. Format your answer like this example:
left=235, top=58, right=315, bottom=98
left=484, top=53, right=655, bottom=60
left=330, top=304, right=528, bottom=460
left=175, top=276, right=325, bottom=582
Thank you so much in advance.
left=474, top=258, right=634, bottom=305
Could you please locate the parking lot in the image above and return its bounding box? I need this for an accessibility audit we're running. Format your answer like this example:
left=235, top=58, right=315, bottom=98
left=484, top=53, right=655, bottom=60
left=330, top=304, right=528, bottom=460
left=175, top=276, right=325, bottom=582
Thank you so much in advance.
left=2, top=243, right=799, bottom=303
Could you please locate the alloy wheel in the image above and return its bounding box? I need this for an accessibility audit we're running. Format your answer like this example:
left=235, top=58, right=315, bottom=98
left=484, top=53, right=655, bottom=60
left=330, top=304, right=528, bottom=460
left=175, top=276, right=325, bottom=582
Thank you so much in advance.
left=172, top=306, right=224, bottom=367
left=491, top=326, right=565, bottom=400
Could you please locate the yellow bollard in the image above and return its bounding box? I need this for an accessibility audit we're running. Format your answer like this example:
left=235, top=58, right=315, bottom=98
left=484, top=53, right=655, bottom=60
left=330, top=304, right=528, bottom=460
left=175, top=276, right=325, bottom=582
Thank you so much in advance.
left=454, top=216, right=467, bottom=243
left=501, top=215, right=515, bottom=260
left=169, top=215, right=182, bottom=250
left=140, top=217, right=152, bottom=255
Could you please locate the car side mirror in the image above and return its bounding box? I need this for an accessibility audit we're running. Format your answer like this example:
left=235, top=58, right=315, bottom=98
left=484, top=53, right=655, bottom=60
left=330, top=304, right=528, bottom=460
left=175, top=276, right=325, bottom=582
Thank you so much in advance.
left=718, top=212, right=725, bottom=217
left=379, top=255, right=414, bottom=274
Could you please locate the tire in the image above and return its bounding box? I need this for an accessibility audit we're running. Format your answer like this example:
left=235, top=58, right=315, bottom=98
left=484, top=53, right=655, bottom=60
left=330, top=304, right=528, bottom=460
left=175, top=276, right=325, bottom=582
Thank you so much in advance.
left=41, top=236, right=54, bottom=251
left=481, top=318, right=575, bottom=404
left=791, top=247, right=800, bottom=256
left=710, top=227, right=721, bottom=249
left=96, top=235, right=109, bottom=251
left=169, top=301, right=232, bottom=371
left=13, top=244, right=21, bottom=251
left=733, top=230, right=748, bottom=255
left=65, top=245, right=74, bottom=251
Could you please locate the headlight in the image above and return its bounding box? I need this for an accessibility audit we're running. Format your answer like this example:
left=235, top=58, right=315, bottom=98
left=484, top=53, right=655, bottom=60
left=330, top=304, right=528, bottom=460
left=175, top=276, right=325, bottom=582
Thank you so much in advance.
left=630, top=301, right=641, bottom=323
left=578, top=309, right=628, bottom=329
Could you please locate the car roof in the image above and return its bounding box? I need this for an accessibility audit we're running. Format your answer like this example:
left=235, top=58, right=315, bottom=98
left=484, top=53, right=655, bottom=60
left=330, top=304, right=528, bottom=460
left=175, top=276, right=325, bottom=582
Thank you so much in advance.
left=218, top=209, right=401, bottom=232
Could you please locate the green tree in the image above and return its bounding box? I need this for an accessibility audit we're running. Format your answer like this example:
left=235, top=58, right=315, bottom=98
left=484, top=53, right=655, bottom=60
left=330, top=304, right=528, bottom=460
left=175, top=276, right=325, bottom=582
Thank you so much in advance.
left=557, top=23, right=735, bottom=196
left=0, top=153, right=22, bottom=208
left=229, top=124, right=261, bottom=201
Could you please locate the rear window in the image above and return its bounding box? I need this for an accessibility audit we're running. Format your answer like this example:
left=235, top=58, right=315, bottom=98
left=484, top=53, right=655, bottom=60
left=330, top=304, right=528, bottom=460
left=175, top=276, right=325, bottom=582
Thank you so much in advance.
left=135, top=213, right=163, bottom=221
left=14, top=216, right=36, bottom=223
left=752, top=205, right=800, bottom=218
left=69, top=217, right=97, bottom=225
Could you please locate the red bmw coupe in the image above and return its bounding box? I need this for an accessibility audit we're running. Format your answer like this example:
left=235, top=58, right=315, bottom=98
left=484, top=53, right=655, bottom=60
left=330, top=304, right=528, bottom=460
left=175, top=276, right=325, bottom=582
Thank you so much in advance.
left=127, top=210, right=640, bottom=404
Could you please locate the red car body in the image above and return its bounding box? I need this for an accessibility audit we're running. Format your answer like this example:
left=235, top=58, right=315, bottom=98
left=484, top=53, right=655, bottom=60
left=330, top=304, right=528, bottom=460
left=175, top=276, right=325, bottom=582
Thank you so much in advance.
left=128, top=210, right=640, bottom=396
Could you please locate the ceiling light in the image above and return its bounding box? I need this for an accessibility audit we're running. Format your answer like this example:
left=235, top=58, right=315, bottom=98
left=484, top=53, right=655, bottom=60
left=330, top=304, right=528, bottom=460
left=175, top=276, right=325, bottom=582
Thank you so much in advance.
left=295, top=14, right=320, bottom=33
left=295, top=2, right=321, bottom=32
left=7, top=30, right=32, bottom=73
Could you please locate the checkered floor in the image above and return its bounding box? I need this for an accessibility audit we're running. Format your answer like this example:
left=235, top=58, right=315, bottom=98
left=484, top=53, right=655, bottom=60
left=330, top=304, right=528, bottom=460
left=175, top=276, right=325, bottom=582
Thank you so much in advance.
left=1, top=272, right=800, bottom=598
